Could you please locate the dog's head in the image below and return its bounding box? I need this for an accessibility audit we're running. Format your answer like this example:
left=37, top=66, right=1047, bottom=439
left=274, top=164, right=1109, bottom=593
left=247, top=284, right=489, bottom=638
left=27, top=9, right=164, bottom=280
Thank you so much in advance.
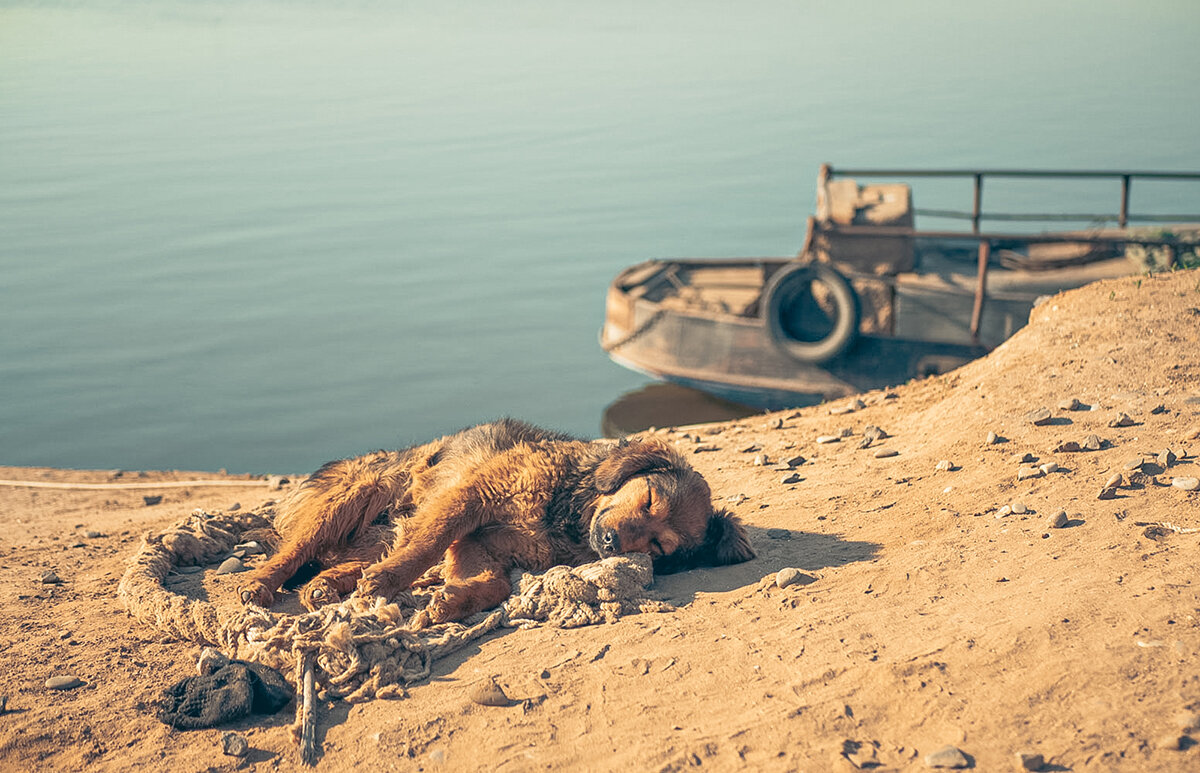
left=588, top=438, right=754, bottom=572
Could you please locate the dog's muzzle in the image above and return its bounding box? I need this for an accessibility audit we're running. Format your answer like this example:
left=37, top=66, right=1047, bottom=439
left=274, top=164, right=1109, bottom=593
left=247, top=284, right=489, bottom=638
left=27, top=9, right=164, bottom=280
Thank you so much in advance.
left=589, top=520, right=620, bottom=557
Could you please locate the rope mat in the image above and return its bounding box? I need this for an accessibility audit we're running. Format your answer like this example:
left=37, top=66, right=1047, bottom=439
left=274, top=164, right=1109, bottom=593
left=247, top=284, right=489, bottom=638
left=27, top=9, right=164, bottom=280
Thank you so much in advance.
left=118, top=507, right=673, bottom=705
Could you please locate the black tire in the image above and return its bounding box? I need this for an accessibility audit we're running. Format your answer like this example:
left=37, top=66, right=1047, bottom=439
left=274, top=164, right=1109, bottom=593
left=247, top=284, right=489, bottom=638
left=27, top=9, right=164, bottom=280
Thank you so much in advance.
left=762, top=262, right=860, bottom=364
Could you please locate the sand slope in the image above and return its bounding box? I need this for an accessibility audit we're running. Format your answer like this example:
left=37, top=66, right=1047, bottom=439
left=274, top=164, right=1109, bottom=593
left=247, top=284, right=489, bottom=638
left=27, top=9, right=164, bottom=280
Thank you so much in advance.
left=2, top=268, right=1199, bottom=772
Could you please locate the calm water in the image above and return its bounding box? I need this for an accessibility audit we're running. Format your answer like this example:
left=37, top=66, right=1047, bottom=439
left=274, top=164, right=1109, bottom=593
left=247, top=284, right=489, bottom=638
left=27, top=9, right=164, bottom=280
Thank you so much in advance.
left=2, top=0, right=1199, bottom=473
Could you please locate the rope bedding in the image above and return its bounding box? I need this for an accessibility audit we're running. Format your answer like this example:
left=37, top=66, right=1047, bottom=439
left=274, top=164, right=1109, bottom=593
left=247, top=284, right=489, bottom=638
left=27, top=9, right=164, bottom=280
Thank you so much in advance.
left=118, top=507, right=673, bottom=704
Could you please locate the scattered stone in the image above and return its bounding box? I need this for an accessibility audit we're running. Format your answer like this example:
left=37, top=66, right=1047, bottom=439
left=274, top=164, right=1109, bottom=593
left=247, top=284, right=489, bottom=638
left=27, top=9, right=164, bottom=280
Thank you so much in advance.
left=267, top=475, right=289, bottom=490
left=1048, top=510, right=1069, bottom=529
left=198, top=647, right=231, bottom=675
left=1127, top=471, right=1152, bottom=487
left=726, top=494, right=749, bottom=505
left=143, top=495, right=163, bottom=506
left=816, top=435, right=840, bottom=444
left=1083, top=434, right=1103, bottom=451
left=1122, top=457, right=1145, bottom=471
left=1156, top=734, right=1187, bottom=751
left=1017, top=466, right=1044, bottom=481
left=1171, top=477, right=1200, bottom=491
left=1052, top=440, right=1081, bottom=453
left=45, top=675, right=83, bottom=690
left=1039, top=462, right=1059, bottom=475
left=986, top=431, right=1000, bottom=444
left=0, top=696, right=7, bottom=715
left=935, top=460, right=954, bottom=472
left=1011, top=502, right=1028, bottom=514
left=775, top=568, right=815, bottom=588
left=996, top=505, right=1012, bottom=518
left=1150, top=404, right=1167, bottom=415
left=766, top=528, right=792, bottom=540
left=1011, top=452, right=1036, bottom=464
left=222, top=732, right=249, bottom=758
left=40, top=570, right=61, bottom=585
left=235, top=541, right=264, bottom=555
left=924, top=744, right=969, bottom=768
left=769, top=417, right=784, bottom=430
left=1105, top=473, right=1124, bottom=489
left=1017, top=751, right=1045, bottom=771
left=1108, top=413, right=1135, bottom=428
left=1157, top=449, right=1177, bottom=468
left=227, top=502, right=241, bottom=512
left=781, top=473, right=802, bottom=485
left=1173, top=711, right=1200, bottom=733
left=469, top=677, right=514, bottom=707
left=740, top=444, right=761, bottom=453
left=839, top=427, right=854, bottom=438
left=785, top=455, right=807, bottom=468
left=83, top=530, right=104, bottom=539
left=830, top=398, right=865, bottom=415
left=1058, top=397, right=1084, bottom=411
left=862, top=425, right=888, bottom=442
left=215, top=557, right=247, bottom=575
left=1098, top=487, right=1118, bottom=500
left=753, top=454, right=769, bottom=466
left=1025, top=408, right=1053, bottom=426
left=873, top=448, right=898, bottom=458
left=693, top=445, right=719, bottom=454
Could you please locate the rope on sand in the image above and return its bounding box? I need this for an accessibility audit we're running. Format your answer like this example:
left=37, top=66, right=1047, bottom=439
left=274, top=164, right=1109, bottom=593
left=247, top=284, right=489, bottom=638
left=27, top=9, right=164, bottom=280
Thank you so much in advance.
left=118, top=506, right=672, bottom=759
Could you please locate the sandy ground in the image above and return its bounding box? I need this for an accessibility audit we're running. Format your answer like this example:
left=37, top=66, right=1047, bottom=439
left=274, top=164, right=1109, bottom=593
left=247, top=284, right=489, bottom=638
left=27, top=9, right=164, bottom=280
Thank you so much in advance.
left=2, top=269, right=1200, bottom=773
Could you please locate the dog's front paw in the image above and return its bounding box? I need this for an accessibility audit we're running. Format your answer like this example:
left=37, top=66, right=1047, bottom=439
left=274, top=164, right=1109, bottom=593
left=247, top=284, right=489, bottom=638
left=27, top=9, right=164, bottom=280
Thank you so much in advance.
left=300, top=580, right=340, bottom=611
left=237, top=581, right=274, bottom=608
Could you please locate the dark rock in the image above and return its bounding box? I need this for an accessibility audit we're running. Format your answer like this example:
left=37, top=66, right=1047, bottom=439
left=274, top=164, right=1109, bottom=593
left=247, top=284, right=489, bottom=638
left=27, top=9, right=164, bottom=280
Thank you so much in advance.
left=143, top=495, right=163, bottom=506
left=40, top=570, right=61, bottom=585
left=222, top=732, right=249, bottom=757
left=1017, top=751, right=1045, bottom=770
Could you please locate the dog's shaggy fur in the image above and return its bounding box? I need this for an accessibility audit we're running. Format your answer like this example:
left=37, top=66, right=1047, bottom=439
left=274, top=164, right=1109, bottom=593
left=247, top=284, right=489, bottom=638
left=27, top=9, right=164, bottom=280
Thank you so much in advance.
left=238, top=419, right=754, bottom=626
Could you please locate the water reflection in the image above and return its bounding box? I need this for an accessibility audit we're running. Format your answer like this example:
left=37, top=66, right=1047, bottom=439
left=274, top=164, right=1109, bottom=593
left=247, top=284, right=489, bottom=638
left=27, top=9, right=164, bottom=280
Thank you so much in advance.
left=600, top=382, right=763, bottom=438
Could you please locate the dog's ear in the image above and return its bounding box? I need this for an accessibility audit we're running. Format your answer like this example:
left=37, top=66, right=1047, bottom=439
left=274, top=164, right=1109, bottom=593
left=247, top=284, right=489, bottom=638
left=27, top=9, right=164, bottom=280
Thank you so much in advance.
left=594, top=439, right=679, bottom=495
left=653, top=510, right=755, bottom=574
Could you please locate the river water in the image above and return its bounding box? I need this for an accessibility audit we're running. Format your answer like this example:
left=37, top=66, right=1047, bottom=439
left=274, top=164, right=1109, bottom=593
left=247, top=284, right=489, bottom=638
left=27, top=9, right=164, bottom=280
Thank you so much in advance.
left=2, top=0, right=1198, bottom=473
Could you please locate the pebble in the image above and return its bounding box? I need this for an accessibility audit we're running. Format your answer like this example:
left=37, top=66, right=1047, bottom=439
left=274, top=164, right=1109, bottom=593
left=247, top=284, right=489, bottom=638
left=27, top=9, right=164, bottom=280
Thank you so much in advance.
left=1083, top=434, right=1103, bottom=451
left=740, top=444, right=761, bottom=453
left=40, top=570, right=61, bottom=585
left=83, top=530, right=104, bottom=539
left=1171, top=477, right=1200, bottom=491
left=785, top=455, right=807, bottom=468
left=862, top=425, right=888, bottom=442
left=227, top=502, right=241, bottom=512
left=142, top=495, right=162, bottom=506
left=816, top=435, right=840, bottom=444
left=1098, top=487, right=1118, bottom=500
left=45, top=675, right=84, bottom=690
left=1025, top=408, right=1053, bottom=426
left=996, top=505, right=1012, bottom=518
left=1039, top=462, right=1059, bottom=475
left=924, top=744, right=969, bottom=768
left=1011, top=502, right=1028, bottom=514
left=935, top=460, right=954, bottom=472
left=766, top=528, right=792, bottom=540
left=1058, top=397, right=1083, bottom=411
left=829, top=398, right=865, bottom=415
left=1122, top=458, right=1144, bottom=471
left=781, top=473, right=802, bottom=485
left=215, top=557, right=247, bottom=575
left=1157, top=449, right=1177, bottom=468
left=726, top=494, right=749, bottom=505
left=1156, top=734, right=1187, bottom=751
left=873, top=448, right=898, bottom=458
left=1104, top=473, right=1124, bottom=489
left=753, top=454, right=769, bottom=466
left=839, top=427, right=854, bottom=438
left=267, top=475, right=289, bottom=490
left=1017, top=467, right=1044, bottom=481
left=198, top=647, right=230, bottom=675
left=1016, top=751, right=1045, bottom=771
left=235, top=541, right=264, bottom=555
left=1010, top=452, right=1036, bottom=464
left=1150, top=403, right=1167, bottom=415
left=775, top=568, right=815, bottom=588
left=469, top=678, right=513, bottom=707
left=1108, top=412, right=1135, bottom=428
left=986, top=431, right=999, bottom=444
left=769, top=417, right=784, bottom=430
left=1052, top=440, right=1081, bottom=453
left=1048, top=510, right=1069, bottom=529
left=222, top=732, right=249, bottom=758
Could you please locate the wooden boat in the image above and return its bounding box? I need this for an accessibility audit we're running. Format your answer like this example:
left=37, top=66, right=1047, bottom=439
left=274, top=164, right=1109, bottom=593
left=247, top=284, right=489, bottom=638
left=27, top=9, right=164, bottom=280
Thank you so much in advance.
left=600, top=165, right=1200, bottom=410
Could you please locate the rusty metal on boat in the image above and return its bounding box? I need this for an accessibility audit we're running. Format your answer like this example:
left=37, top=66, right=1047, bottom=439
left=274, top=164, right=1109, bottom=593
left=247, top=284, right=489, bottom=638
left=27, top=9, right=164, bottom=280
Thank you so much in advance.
left=601, top=165, right=1200, bottom=409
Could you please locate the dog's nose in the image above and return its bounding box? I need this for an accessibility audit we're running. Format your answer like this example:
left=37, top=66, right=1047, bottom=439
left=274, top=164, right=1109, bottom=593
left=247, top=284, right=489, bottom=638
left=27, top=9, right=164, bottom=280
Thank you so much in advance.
left=601, top=528, right=619, bottom=552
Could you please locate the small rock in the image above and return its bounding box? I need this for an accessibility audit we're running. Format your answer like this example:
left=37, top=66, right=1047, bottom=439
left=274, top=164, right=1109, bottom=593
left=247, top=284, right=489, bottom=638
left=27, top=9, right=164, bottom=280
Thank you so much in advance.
left=143, top=495, right=163, bottom=506
left=1082, top=434, right=1103, bottom=451
left=222, top=732, right=249, bottom=758
left=873, top=448, right=898, bottom=458
left=785, top=455, right=807, bottom=468
left=924, top=744, right=969, bottom=768
left=775, top=568, right=814, bottom=588
left=45, top=675, right=83, bottom=690
left=1017, top=751, right=1045, bottom=771
left=1048, top=510, right=1069, bottom=529
left=214, top=557, right=246, bottom=575
left=1171, top=477, right=1200, bottom=491
left=40, top=570, right=61, bottom=585
left=1058, top=397, right=1083, bottom=411
left=1157, top=734, right=1187, bottom=751
left=1017, top=466, right=1044, bottom=481
left=839, top=427, right=854, bottom=438
left=1025, top=408, right=1053, bottom=426
left=1010, top=452, right=1036, bottom=464
left=816, top=435, right=840, bottom=444
left=235, top=541, right=264, bottom=555
left=1105, top=473, right=1124, bottom=489
left=862, top=425, right=888, bottom=442
left=726, top=493, right=749, bottom=505
left=1122, top=457, right=1144, bottom=471
left=769, top=417, right=784, bottom=430
left=83, top=530, right=104, bottom=539
left=1039, top=462, right=1059, bottom=475
left=766, top=528, right=792, bottom=540
left=1173, top=711, right=1200, bottom=733
left=0, top=695, right=7, bottom=715
left=1128, top=471, right=1152, bottom=487
left=740, top=444, right=761, bottom=453
left=1011, top=502, right=1028, bottom=514
left=1157, top=449, right=1177, bottom=468
left=1108, top=412, right=1135, bottom=428
left=1098, top=487, right=1118, bottom=500
left=267, top=475, right=289, bottom=490
left=996, top=505, right=1012, bottom=518
left=781, top=473, right=802, bottom=485
left=935, top=460, right=954, bottom=472
left=986, top=431, right=1000, bottom=444
left=693, top=445, right=718, bottom=454
left=1052, top=440, right=1081, bottom=453
left=829, top=398, right=864, bottom=415
left=469, top=677, right=514, bottom=707
left=753, top=454, right=769, bottom=466
left=227, top=502, right=241, bottom=512
left=1150, top=404, right=1167, bottom=415
left=197, top=647, right=230, bottom=675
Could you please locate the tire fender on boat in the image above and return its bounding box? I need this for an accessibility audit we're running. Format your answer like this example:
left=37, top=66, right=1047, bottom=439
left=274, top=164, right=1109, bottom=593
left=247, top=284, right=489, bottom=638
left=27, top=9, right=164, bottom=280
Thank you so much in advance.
left=762, top=262, right=860, bottom=364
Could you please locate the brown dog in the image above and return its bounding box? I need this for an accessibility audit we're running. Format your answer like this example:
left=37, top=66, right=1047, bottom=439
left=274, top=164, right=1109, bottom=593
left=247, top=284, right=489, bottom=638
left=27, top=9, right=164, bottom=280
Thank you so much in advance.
left=238, top=419, right=753, bottom=625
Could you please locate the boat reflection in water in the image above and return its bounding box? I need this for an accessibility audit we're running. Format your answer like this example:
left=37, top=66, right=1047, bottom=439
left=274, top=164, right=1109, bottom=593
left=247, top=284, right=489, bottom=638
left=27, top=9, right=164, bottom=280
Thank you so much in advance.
left=600, top=382, right=766, bottom=438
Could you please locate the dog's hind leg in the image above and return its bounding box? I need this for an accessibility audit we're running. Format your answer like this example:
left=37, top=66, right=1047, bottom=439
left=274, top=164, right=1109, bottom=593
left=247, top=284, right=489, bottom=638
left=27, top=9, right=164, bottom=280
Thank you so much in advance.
left=410, top=535, right=511, bottom=628
left=238, top=451, right=409, bottom=608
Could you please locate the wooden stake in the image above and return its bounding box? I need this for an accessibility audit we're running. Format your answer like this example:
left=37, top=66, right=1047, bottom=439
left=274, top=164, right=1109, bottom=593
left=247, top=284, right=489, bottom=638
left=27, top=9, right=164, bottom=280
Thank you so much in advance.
left=299, top=650, right=318, bottom=766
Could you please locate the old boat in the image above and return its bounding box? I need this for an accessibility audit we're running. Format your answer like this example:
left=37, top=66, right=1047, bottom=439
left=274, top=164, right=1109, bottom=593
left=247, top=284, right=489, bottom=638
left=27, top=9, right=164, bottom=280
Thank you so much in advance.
left=600, top=165, right=1200, bottom=410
